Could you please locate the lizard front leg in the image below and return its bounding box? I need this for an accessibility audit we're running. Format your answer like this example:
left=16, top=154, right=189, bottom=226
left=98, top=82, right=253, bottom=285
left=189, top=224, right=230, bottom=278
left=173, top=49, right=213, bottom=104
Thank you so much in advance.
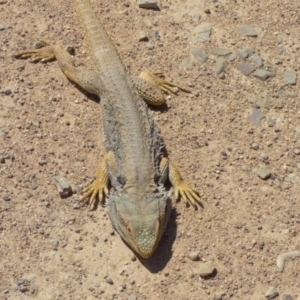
left=81, top=152, right=116, bottom=210
left=15, top=41, right=101, bottom=95
left=132, top=69, right=190, bottom=106
left=160, top=157, right=201, bottom=208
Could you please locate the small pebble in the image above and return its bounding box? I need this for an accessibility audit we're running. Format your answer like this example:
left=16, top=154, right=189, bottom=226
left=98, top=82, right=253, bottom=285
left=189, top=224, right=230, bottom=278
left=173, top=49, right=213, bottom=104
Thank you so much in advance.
left=3, top=88, right=12, bottom=95
left=278, top=91, right=298, bottom=98
left=257, top=168, right=271, bottom=180
left=194, top=13, right=201, bottom=22
left=191, top=48, right=207, bottom=63
left=194, top=23, right=212, bottom=43
left=105, top=277, right=114, bottom=285
left=187, top=251, right=200, bottom=261
left=131, top=255, right=137, bottom=261
left=34, top=41, right=44, bottom=49
left=265, top=286, right=279, bottom=299
left=283, top=70, right=297, bottom=85
left=210, top=48, right=232, bottom=56
left=281, top=294, right=293, bottom=300
left=248, top=53, right=264, bottom=67
left=215, top=58, right=227, bottom=74
left=118, top=286, right=124, bottom=292
left=181, top=57, right=194, bottom=70
left=196, top=261, right=216, bottom=277
left=235, top=48, right=254, bottom=59
left=3, top=196, right=10, bottom=202
left=219, top=72, right=225, bottom=79
left=253, top=69, right=275, bottom=81
left=53, top=176, right=72, bottom=198
left=138, top=0, right=158, bottom=9
left=238, top=61, right=255, bottom=76
left=31, top=181, right=38, bottom=190
left=250, top=108, right=265, bottom=126
left=238, top=25, right=258, bottom=37
left=73, top=203, right=81, bottom=209
left=294, top=149, right=300, bottom=155
left=138, top=31, right=148, bottom=41
left=50, top=239, right=59, bottom=248
left=147, top=43, right=154, bottom=49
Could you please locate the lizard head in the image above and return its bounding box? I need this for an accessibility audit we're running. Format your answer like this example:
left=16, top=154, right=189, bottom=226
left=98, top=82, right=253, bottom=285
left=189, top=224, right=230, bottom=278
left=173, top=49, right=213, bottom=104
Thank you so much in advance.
left=107, top=188, right=171, bottom=258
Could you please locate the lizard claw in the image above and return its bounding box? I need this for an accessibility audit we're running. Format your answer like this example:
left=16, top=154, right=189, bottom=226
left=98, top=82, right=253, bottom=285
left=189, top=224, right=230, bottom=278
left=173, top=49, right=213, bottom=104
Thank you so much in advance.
left=174, top=181, right=201, bottom=208
left=15, top=41, right=55, bottom=62
left=140, top=70, right=190, bottom=95
left=81, top=180, right=109, bottom=210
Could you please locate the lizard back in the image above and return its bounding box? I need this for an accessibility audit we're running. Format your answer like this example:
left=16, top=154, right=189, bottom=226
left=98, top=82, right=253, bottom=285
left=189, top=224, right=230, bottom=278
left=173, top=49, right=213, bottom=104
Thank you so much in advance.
left=74, top=0, right=164, bottom=191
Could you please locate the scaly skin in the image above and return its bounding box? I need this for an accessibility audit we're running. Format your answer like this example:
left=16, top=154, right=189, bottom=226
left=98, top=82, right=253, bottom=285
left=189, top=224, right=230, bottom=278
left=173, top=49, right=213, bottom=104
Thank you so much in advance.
left=15, top=0, right=201, bottom=258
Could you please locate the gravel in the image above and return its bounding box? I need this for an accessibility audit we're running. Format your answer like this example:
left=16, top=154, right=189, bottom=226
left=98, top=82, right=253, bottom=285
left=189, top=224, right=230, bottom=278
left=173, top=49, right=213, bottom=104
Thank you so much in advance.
left=53, top=176, right=72, bottom=198
left=253, top=69, right=275, bottom=81
left=210, top=48, right=232, bottom=56
left=187, top=251, right=200, bottom=261
left=195, top=261, right=216, bottom=277
left=181, top=57, right=194, bottom=70
left=138, top=31, right=148, bottom=41
left=194, top=23, right=212, bottom=43
left=281, top=294, right=293, bottom=300
left=237, top=25, right=258, bottom=37
left=235, top=48, right=254, bottom=59
left=250, top=108, right=265, bottom=126
left=283, top=70, right=297, bottom=85
left=238, top=61, right=255, bottom=76
left=248, top=53, right=264, bottom=67
left=138, top=0, right=158, bottom=9
left=191, top=48, right=208, bottom=63
left=215, top=58, right=227, bottom=74
left=265, top=286, right=279, bottom=299
left=257, top=168, right=271, bottom=180
left=105, top=277, right=114, bottom=285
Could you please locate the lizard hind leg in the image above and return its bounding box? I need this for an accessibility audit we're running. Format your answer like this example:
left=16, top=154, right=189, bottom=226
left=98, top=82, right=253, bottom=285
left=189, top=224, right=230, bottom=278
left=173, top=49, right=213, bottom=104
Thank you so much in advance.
left=15, top=41, right=100, bottom=95
left=133, top=69, right=190, bottom=106
left=139, top=70, right=190, bottom=94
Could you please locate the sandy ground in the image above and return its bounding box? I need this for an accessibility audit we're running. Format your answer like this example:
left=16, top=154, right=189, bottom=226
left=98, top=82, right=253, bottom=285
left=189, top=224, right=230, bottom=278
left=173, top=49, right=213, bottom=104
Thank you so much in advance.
left=1, top=0, right=300, bottom=299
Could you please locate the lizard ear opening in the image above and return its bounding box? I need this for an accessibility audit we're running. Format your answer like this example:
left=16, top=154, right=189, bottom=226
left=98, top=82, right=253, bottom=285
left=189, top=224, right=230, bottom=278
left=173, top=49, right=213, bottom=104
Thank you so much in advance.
left=124, top=219, right=133, bottom=236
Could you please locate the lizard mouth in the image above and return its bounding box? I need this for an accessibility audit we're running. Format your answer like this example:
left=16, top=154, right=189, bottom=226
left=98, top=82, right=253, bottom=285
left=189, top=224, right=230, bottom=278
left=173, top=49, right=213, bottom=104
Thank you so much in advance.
left=134, top=240, right=160, bottom=258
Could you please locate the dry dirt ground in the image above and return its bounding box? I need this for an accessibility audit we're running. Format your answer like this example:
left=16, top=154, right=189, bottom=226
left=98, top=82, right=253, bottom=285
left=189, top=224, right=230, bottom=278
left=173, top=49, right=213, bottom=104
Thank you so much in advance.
left=1, top=0, right=300, bottom=299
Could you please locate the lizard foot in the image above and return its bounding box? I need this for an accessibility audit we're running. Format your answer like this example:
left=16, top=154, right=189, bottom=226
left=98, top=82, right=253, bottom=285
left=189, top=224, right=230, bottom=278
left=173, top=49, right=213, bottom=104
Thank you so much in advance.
left=174, top=181, right=201, bottom=208
left=15, top=41, right=56, bottom=62
left=139, top=70, right=190, bottom=94
left=15, top=41, right=68, bottom=62
left=81, top=180, right=109, bottom=210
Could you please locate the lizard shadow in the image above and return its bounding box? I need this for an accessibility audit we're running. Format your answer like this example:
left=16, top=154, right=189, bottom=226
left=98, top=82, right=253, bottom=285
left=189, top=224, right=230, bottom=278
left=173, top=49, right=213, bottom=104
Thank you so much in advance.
left=148, top=102, right=169, bottom=113
left=72, top=85, right=100, bottom=104
left=136, top=199, right=204, bottom=272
